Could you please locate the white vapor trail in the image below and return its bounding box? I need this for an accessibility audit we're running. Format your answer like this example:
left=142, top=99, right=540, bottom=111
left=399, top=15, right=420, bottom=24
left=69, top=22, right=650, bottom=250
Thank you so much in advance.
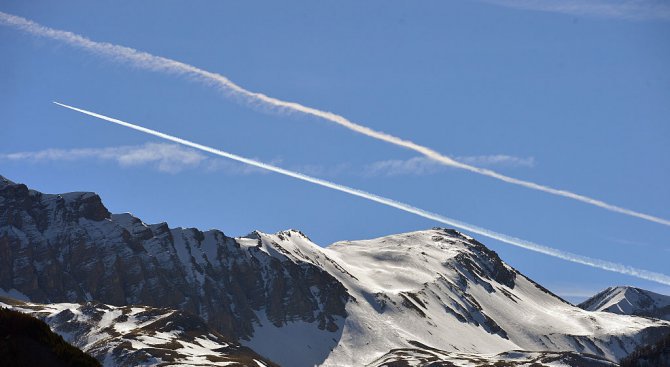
left=2, top=11, right=667, bottom=226
left=53, top=101, right=670, bottom=287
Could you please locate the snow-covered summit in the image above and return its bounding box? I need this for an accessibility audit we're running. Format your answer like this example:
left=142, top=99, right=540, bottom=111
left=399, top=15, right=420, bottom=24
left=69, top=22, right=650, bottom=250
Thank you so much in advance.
left=579, top=286, right=670, bottom=321
left=327, top=228, right=518, bottom=292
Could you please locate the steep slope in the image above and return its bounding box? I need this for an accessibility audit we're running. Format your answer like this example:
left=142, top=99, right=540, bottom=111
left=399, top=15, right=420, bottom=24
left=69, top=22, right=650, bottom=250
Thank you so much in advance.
left=0, top=306, right=100, bottom=367
left=0, top=296, right=277, bottom=367
left=579, top=286, right=670, bottom=321
left=2, top=174, right=669, bottom=366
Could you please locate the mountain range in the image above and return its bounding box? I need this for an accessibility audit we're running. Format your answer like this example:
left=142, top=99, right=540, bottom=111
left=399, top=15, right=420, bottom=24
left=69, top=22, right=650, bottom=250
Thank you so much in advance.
left=1, top=174, right=668, bottom=366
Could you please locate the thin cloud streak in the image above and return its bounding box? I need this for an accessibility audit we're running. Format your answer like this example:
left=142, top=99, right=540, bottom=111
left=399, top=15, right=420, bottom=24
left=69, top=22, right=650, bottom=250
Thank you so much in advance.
left=2, top=145, right=531, bottom=178
left=1, top=12, right=667, bottom=226
left=481, top=0, right=670, bottom=21
left=53, top=101, right=670, bottom=287
left=0, top=143, right=271, bottom=175
left=0, top=143, right=205, bottom=173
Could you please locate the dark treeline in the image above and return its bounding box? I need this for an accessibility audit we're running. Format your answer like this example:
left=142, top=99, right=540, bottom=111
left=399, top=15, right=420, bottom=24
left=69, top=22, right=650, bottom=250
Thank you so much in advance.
left=0, top=307, right=100, bottom=367
left=620, top=332, right=670, bottom=367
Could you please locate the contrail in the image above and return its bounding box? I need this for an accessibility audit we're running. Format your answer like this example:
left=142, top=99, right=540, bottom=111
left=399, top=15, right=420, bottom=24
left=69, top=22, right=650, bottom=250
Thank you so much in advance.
left=1, top=12, right=667, bottom=227
left=53, top=101, right=670, bottom=287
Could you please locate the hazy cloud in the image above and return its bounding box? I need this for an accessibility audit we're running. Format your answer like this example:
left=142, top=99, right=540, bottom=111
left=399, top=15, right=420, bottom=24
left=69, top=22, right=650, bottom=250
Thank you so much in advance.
left=552, top=287, right=600, bottom=299
left=550, top=285, right=602, bottom=303
left=2, top=143, right=532, bottom=179
left=606, top=237, right=652, bottom=248
left=0, top=143, right=274, bottom=175
left=366, top=155, right=535, bottom=177
left=482, top=0, right=670, bottom=21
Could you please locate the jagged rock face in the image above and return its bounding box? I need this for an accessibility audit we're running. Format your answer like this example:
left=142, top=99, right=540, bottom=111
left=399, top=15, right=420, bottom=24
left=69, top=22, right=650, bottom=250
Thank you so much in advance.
left=0, top=176, right=348, bottom=341
left=579, top=286, right=670, bottom=321
left=0, top=297, right=278, bottom=367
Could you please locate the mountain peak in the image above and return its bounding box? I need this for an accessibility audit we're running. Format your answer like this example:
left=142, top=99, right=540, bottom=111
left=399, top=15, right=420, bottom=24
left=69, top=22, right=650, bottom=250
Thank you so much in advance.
left=326, top=227, right=518, bottom=294
left=0, top=175, right=111, bottom=222
left=579, top=286, right=670, bottom=321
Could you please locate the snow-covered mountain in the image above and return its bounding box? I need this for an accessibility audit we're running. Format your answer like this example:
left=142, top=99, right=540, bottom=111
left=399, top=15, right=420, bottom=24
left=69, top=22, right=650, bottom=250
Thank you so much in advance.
left=0, top=296, right=277, bottom=367
left=2, top=174, right=669, bottom=366
left=579, top=286, right=670, bottom=321
left=276, top=230, right=669, bottom=366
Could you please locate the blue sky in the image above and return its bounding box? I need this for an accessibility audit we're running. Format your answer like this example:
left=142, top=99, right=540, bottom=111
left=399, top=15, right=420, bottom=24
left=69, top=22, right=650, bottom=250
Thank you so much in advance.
left=1, top=0, right=669, bottom=302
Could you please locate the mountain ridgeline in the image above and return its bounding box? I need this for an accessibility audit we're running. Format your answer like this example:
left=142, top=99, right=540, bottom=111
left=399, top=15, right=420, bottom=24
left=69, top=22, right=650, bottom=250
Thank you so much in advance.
left=1, top=175, right=669, bottom=367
